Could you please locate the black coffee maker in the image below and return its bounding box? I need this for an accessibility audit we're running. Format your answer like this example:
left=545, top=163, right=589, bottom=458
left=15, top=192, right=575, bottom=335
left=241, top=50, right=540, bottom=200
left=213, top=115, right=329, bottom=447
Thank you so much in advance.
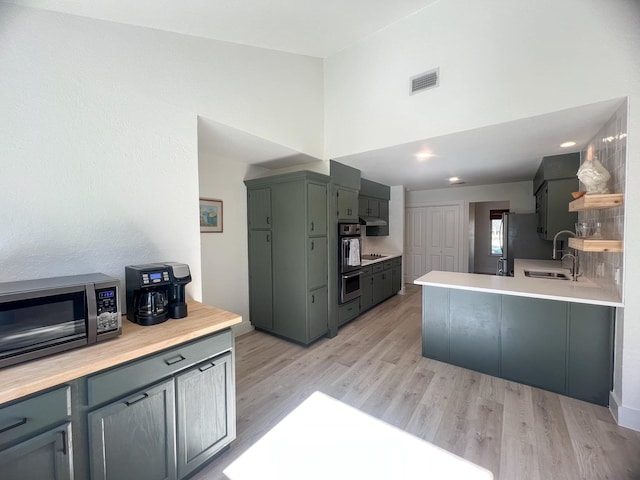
left=164, top=262, right=191, bottom=319
left=125, top=264, right=172, bottom=325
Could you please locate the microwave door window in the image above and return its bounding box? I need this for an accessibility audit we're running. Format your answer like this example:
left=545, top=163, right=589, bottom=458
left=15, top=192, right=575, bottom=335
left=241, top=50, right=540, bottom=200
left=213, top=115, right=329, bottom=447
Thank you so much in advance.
left=0, top=292, right=88, bottom=358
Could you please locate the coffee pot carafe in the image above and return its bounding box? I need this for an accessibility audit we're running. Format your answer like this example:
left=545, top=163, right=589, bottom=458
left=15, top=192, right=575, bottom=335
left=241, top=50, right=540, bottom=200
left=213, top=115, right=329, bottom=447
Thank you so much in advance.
left=125, top=264, right=172, bottom=326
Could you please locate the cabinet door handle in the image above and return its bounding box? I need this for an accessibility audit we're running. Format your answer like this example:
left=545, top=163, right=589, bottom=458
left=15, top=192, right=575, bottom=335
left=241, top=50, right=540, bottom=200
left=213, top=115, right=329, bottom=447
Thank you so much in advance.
left=266, top=216, right=270, bottom=225
left=311, top=240, right=314, bottom=250
left=198, top=362, right=216, bottom=372
left=311, top=221, right=315, bottom=231
left=125, top=393, right=149, bottom=406
left=164, top=354, right=186, bottom=365
left=59, top=430, right=68, bottom=456
left=267, top=234, right=270, bottom=242
left=312, top=294, right=315, bottom=303
left=0, top=417, right=28, bottom=434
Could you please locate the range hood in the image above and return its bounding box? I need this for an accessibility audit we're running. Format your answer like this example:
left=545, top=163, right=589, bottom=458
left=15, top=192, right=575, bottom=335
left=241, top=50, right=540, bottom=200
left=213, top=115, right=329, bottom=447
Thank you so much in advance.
left=359, top=216, right=387, bottom=227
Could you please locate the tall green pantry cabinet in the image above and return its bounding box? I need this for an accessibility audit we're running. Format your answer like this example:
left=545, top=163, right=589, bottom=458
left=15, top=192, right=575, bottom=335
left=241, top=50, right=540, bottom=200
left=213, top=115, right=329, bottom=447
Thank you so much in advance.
left=245, top=171, right=330, bottom=344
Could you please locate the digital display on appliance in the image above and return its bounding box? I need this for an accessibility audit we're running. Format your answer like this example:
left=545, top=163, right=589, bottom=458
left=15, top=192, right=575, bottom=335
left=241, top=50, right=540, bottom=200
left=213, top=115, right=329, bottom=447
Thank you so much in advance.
left=149, top=273, right=162, bottom=281
left=99, top=291, right=114, bottom=299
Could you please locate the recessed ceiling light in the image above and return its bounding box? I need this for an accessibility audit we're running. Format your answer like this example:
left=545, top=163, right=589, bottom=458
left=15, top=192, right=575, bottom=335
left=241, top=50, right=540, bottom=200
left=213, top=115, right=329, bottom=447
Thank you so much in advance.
left=416, top=152, right=433, bottom=160
left=449, top=176, right=459, bottom=183
left=560, top=141, right=576, bottom=148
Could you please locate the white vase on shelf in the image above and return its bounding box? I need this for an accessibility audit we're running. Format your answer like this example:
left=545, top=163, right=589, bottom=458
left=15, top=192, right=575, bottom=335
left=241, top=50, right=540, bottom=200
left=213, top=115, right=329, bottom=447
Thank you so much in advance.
left=577, top=157, right=610, bottom=194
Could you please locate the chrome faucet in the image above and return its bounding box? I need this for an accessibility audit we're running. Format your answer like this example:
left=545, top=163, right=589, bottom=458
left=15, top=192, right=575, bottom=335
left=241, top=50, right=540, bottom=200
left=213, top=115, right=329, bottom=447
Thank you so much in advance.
left=552, top=230, right=576, bottom=260
left=561, top=253, right=579, bottom=281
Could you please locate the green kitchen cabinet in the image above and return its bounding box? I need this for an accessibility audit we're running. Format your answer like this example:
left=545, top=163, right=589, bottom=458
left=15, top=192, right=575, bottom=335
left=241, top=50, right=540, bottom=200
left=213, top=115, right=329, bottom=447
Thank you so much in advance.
left=86, top=331, right=235, bottom=480
left=359, top=196, right=380, bottom=218
left=248, top=230, right=273, bottom=330
left=568, top=303, right=614, bottom=405
left=336, top=187, right=359, bottom=222
left=360, top=266, right=373, bottom=313
left=422, top=287, right=450, bottom=363
left=89, top=379, right=177, bottom=480
left=449, top=289, right=500, bottom=377
left=501, top=296, right=568, bottom=394
left=176, top=352, right=235, bottom=479
left=338, top=297, right=360, bottom=326
left=371, top=270, right=392, bottom=306
left=533, top=153, right=579, bottom=240
left=420, top=286, right=614, bottom=406
left=0, top=385, right=73, bottom=480
left=391, top=257, right=402, bottom=293
left=245, top=171, right=330, bottom=344
left=0, top=423, right=73, bottom=480
left=247, top=188, right=271, bottom=230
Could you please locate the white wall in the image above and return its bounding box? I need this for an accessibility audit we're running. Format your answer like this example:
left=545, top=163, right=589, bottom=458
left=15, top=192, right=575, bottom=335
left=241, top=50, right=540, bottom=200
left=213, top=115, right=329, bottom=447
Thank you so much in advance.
left=0, top=16, right=202, bottom=298
left=0, top=3, right=323, bottom=310
left=325, top=0, right=640, bottom=159
left=198, top=151, right=264, bottom=336
left=0, top=4, right=324, bottom=159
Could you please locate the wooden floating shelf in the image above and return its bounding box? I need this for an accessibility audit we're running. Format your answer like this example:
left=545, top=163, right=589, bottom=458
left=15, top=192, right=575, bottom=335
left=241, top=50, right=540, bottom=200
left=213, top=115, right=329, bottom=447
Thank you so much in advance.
left=569, top=193, right=624, bottom=212
left=569, top=237, right=623, bottom=253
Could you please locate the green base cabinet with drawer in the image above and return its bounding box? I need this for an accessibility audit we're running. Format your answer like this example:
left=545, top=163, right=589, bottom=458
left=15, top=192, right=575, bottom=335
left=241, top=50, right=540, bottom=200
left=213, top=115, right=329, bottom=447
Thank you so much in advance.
left=0, top=386, right=73, bottom=480
left=0, top=423, right=73, bottom=480
left=246, top=171, right=330, bottom=344
left=360, top=258, right=402, bottom=314
left=89, top=379, right=177, bottom=480
left=421, top=286, right=613, bottom=406
left=87, top=331, right=236, bottom=480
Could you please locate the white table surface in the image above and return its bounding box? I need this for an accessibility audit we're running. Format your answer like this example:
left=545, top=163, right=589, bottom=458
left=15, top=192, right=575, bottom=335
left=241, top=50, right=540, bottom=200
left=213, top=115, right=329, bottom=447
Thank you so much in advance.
left=414, top=259, right=622, bottom=307
left=224, top=391, right=494, bottom=480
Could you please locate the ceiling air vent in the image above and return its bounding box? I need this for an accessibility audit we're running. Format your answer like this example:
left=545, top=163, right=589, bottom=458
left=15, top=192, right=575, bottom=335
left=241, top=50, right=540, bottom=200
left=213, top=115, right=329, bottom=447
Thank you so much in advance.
left=410, top=68, right=439, bottom=95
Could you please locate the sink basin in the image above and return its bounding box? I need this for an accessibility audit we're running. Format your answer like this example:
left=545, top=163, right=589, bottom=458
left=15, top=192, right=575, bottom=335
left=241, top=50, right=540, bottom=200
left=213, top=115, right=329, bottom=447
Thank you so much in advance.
left=524, top=270, right=569, bottom=280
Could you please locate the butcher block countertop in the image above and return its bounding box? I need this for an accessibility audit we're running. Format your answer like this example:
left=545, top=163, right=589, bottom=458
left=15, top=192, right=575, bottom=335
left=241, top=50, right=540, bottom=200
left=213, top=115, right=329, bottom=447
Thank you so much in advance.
left=415, top=259, right=622, bottom=307
left=0, top=301, right=242, bottom=405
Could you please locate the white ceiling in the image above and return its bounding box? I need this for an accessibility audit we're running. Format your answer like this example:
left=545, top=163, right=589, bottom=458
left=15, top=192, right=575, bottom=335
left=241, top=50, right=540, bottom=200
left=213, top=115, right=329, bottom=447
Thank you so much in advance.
left=2, top=0, right=438, bottom=58
left=7, top=0, right=626, bottom=191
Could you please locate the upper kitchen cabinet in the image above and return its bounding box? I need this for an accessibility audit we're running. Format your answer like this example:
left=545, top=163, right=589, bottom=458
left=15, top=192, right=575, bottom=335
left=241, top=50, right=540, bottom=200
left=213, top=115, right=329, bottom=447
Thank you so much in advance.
left=359, top=178, right=390, bottom=236
left=533, top=153, right=580, bottom=240
left=330, top=160, right=360, bottom=222
left=245, top=171, right=330, bottom=345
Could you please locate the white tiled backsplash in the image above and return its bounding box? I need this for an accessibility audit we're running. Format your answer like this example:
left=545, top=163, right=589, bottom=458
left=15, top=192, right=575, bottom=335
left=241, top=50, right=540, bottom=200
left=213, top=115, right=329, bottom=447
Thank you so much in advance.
left=578, top=100, right=627, bottom=298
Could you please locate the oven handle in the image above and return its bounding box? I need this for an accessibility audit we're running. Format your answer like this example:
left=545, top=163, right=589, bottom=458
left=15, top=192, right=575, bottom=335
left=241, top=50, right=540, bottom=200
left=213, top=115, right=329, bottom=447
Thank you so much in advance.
left=342, top=271, right=363, bottom=279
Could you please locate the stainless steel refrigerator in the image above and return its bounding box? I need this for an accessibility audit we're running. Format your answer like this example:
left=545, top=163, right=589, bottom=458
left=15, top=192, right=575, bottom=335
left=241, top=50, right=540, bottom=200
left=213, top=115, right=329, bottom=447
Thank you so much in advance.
left=498, top=212, right=553, bottom=276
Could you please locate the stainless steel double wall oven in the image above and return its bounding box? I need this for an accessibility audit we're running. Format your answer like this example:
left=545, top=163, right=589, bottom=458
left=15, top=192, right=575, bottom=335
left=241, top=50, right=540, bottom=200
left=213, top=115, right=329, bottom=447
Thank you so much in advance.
left=338, top=223, right=362, bottom=304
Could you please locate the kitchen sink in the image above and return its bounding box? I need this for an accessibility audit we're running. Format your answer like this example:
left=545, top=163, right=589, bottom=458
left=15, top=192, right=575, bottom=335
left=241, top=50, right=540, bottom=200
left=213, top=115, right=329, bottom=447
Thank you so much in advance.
left=524, top=270, right=569, bottom=280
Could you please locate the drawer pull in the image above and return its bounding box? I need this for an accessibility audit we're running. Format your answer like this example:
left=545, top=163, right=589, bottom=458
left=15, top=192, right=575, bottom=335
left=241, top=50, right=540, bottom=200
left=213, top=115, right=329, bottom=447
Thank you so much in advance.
left=125, top=393, right=149, bottom=406
left=59, top=430, right=68, bottom=456
left=164, top=354, right=186, bottom=366
left=198, top=362, right=216, bottom=372
left=0, top=417, right=28, bottom=434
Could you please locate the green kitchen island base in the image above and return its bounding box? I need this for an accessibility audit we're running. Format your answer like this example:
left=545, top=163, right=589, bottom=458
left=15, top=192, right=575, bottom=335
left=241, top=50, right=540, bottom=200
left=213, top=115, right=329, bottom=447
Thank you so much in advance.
left=421, top=286, right=614, bottom=406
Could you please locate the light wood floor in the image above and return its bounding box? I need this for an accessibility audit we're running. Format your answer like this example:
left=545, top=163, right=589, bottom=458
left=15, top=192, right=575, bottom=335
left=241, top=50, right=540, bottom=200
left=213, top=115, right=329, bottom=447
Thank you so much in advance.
left=193, top=284, right=640, bottom=480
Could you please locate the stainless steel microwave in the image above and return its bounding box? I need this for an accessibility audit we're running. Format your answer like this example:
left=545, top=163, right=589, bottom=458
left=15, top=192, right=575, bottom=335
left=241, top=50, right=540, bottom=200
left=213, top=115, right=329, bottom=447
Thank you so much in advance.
left=0, top=273, right=121, bottom=369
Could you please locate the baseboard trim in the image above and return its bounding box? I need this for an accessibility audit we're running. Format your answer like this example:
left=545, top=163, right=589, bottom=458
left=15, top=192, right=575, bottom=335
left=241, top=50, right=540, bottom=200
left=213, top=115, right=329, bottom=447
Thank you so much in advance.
left=610, top=390, right=640, bottom=432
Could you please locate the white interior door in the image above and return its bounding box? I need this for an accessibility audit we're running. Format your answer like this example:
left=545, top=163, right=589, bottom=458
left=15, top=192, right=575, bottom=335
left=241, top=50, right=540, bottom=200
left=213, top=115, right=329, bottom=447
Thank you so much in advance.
left=404, top=207, right=426, bottom=283
left=406, top=204, right=460, bottom=281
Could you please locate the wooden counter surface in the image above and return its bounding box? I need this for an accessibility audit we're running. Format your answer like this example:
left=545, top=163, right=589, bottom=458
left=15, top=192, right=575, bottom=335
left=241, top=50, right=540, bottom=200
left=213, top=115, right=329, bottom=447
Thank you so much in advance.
left=0, top=301, right=242, bottom=405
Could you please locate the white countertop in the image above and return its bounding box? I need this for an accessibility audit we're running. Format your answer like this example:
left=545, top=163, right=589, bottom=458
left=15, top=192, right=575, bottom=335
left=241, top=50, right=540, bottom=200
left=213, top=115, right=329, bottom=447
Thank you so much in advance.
left=414, top=259, right=622, bottom=307
left=224, top=391, right=493, bottom=480
left=361, top=253, right=401, bottom=266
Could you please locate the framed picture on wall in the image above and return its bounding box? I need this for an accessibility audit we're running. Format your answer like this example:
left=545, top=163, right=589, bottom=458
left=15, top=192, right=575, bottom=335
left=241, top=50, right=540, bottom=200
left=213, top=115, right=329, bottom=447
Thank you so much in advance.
left=199, top=198, right=223, bottom=233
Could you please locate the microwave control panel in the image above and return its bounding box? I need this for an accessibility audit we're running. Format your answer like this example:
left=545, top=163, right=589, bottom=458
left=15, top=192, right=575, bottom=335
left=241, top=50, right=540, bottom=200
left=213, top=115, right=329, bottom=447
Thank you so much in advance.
left=96, top=286, right=121, bottom=334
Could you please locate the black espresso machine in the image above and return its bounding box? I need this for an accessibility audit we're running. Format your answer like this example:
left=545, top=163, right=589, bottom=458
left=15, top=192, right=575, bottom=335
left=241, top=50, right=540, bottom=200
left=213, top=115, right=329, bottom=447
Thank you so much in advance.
left=125, top=262, right=192, bottom=325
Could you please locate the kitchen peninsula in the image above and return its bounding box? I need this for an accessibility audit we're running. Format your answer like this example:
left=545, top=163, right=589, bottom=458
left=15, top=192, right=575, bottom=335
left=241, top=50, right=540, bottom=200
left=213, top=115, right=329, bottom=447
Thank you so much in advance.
left=415, top=259, right=622, bottom=407
left=0, top=301, right=241, bottom=480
